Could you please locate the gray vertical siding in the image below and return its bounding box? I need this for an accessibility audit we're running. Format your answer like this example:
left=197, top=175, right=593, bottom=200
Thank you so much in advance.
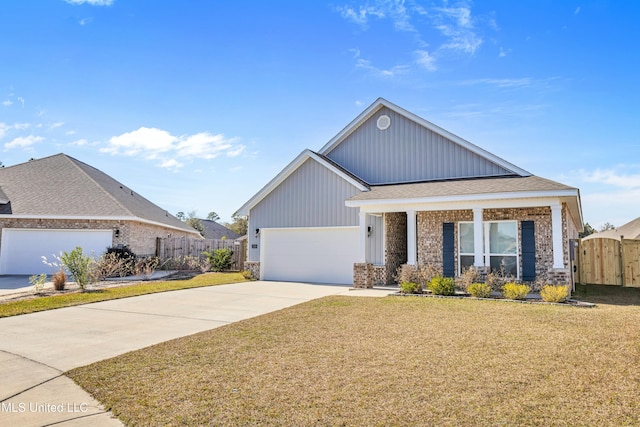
left=366, top=214, right=384, bottom=265
left=325, top=107, right=513, bottom=184
left=248, top=157, right=361, bottom=262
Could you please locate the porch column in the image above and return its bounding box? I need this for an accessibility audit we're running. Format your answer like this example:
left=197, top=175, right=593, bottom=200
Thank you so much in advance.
left=407, top=210, right=417, bottom=265
left=551, top=203, right=564, bottom=268
left=358, top=211, right=367, bottom=263
left=473, top=207, right=484, bottom=267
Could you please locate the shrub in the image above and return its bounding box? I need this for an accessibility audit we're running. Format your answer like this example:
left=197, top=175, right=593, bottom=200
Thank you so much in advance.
left=105, top=246, right=136, bottom=276
left=94, top=252, right=126, bottom=281
left=468, top=282, right=492, bottom=298
left=29, top=273, right=47, bottom=294
left=60, top=247, right=94, bottom=290
left=134, top=257, right=159, bottom=279
left=204, top=248, right=234, bottom=272
left=455, top=266, right=479, bottom=292
left=241, top=270, right=254, bottom=281
left=395, top=264, right=440, bottom=287
left=502, top=282, right=530, bottom=300
left=540, top=285, right=569, bottom=303
left=53, top=270, right=66, bottom=290
left=399, top=282, right=422, bottom=294
left=428, top=276, right=456, bottom=296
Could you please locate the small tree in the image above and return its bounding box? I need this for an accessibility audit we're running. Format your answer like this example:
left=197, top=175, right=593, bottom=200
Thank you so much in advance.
left=579, top=222, right=596, bottom=238
left=204, top=248, right=234, bottom=272
left=60, top=247, right=94, bottom=290
left=185, top=210, right=205, bottom=236
left=224, top=213, right=248, bottom=236
left=600, top=222, right=616, bottom=232
left=207, top=211, right=220, bottom=221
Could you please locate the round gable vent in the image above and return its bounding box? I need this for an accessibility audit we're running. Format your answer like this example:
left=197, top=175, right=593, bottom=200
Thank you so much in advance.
left=377, top=114, right=391, bottom=130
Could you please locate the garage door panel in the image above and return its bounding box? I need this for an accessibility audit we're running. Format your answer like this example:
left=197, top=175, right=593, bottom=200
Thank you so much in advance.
left=261, top=227, right=358, bottom=285
left=0, top=229, right=113, bottom=275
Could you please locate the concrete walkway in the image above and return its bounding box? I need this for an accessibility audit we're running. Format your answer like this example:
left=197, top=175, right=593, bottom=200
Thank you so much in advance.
left=0, top=281, right=390, bottom=426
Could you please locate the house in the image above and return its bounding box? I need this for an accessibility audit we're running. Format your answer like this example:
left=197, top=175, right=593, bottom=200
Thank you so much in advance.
left=201, top=219, right=243, bottom=240
left=0, top=153, right=201, bottom=274
left=237, top=98, right=583, bottom=288
left=582, top=217, right=640, bottom=241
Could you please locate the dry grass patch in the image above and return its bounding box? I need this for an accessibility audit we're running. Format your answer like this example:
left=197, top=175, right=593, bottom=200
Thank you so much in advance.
left=68, top=296, right=640, bottom=426
left=0, top=272, right=246, bottom=317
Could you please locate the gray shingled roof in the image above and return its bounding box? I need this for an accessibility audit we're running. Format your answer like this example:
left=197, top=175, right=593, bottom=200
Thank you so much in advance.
left=347, top=175, right=577, bottom=201
left=201, top=219, right=243, bottom=240
left=0, top=153, right=197, bottom=233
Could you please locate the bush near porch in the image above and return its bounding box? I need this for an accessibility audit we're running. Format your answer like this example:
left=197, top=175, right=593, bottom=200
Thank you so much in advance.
left=397, top=265, right=570, bottom=302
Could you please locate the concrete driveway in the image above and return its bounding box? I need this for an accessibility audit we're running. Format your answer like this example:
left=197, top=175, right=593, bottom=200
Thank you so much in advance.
left=0, top=281, right=389, bottom=426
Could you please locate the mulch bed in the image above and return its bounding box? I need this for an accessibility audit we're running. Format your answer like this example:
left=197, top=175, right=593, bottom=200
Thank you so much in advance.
left=392, top=291, right=596, bottom=307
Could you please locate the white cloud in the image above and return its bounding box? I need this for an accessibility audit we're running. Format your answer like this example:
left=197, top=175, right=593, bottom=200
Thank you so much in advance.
left=0, top=123, right=8, bottom=139
left=337, top=1, right=488, bottom=77
left=4, top=135, right=44, bottom=150
left=558, top=167, right=640, bottom=227
left=102, top=127, right=245, bottom=170
left=17, top=97, right=24, bottom=108
left=355, top=57, right=410, bottom=78
left=574, top=6, right=581, bottom=15
left=159, top=159, right=184, bottom=171
left=336, top=4, right=385, bottom=28
left=49, top=122, right=64, bottom=129
left=434, top=5, right=482, bottom=54
left=415, top=50, right=437, bottom=71
left=2, top=100, right=12, bottom=107
left=103, top=127, right=176, bottom=158
left=0, top=122, right=32, bottom=140
left=70, top=138, right=88, bottom=146
left=65, top=0, right=114, bottom=5
left=576, top=168, right=640, bottom=189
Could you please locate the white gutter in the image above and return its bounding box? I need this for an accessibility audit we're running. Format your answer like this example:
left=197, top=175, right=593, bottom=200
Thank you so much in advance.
left=0, top=215, right=202, bottom=237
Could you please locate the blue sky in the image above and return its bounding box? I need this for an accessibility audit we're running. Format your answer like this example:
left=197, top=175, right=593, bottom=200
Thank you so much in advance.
left=1, top=0, right=639, bottom=229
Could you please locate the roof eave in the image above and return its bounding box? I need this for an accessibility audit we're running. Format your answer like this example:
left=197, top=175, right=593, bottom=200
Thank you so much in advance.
left=0, top=214, right=203, bottom=237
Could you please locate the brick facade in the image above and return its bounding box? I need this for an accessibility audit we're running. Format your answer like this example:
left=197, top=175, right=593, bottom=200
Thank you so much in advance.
left=0, top=218, right=194, bottom=257
left=384, top=212, right=407, bottom=285
left=354, top=204, right=576, bottom=288
left=244, top=261, right=261, bottom=280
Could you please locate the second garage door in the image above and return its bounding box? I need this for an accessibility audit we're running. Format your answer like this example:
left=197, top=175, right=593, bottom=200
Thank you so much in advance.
left=0, top=229, right=113, bottom=275
left=260, top=227, right=359, bottom=285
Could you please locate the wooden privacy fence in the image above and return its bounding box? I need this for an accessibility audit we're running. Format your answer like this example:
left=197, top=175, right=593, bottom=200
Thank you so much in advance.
left=156, top=237, right=246, bottom=271
left=576, top=238, right=640, bottom=287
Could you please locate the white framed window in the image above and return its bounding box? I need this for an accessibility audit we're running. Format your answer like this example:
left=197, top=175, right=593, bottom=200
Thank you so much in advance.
left=458, top=221, right=519, bottom=278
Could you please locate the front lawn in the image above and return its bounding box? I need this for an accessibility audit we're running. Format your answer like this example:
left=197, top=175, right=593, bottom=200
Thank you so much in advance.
left=0, top=272, right=247, bottom=318
left=68, top=295, right=640, bottom=426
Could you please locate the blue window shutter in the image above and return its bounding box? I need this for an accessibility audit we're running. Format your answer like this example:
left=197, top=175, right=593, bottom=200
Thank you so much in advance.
left=443, top=223, right=455, bottom=278
left=521, top=221, right=536, bottom=282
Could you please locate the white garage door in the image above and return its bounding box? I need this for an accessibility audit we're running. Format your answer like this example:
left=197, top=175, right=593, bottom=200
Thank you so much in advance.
left=0, top=229, right=113, bottom=275
left=260, top=227, right=359, bottom=285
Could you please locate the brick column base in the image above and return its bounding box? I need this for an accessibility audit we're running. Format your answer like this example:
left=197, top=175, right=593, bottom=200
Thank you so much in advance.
left=243, top=261, right=260, bottom=280
left=353, top=263, right=374, bottom=288
left=547, top=268, right=570, bottom=286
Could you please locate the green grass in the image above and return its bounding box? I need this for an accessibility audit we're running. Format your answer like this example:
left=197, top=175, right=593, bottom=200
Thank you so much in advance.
left=68, top=292, right=640, bottom=426
left=0, top=272, right=247, bottom=318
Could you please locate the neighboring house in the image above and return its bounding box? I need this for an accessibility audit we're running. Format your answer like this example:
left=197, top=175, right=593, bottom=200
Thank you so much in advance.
left=0, top=153, right=201, bottom=274
left=237, top=98, right=583, bottom=288
left=201, top=219, right=243, bottom=240
left=582, top=217, right=640, bottom=241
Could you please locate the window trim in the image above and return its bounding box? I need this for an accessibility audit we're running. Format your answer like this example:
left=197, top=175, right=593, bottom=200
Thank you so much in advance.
left=458, top=220, right=520, bottom=278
